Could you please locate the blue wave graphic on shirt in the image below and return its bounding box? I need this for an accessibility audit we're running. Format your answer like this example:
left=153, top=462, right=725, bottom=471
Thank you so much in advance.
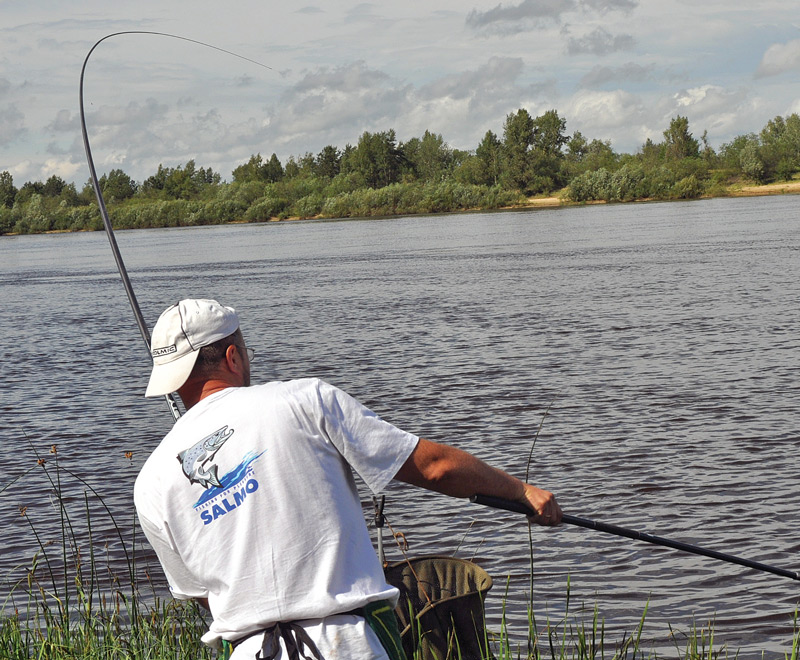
left=193, top=451, right=264, bottom=508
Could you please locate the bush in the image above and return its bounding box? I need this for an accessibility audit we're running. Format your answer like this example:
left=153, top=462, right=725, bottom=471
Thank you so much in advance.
left=187, top=199, right=246, bottom=225
left=290, top=193, right=325, bottom=219
left=323, top=172, right=367, bottom=197
left=776, top=157, right=797, bottom=182
left=566, top=169, right=611, bottom=202
left=739, top=143, right=766, bottom=183
left=228, top=181, right=267, bottom=208
left=671, top=174, right=704, bottom=199
left=609, top=163, right=646, bottom=201
left=244, top=196, right=290, bottom=222
left=0, top=206, right=12, bottom=234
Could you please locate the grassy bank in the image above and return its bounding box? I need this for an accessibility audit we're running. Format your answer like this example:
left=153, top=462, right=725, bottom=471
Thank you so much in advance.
left=3, top=448, right=799, bottom=659
left=3, top=176, right=799, bottom=238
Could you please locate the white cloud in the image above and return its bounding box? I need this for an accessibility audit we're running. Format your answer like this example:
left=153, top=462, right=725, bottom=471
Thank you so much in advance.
left=667, top=85, right=753, bottom=137
left=580, top=0, right=637, bottom=12
left=40, top=158, right=83, bottom=182
left=756, top=39, right=800, bottom=78
left=467, top=0, right=574, bottom=30
left=465, top=0, right=636, bottom=31
left=419, top=57, right=524, bottom=102
left=566, top=27, right=636, bottom=56
left=47, top=109, right=76, bottom=133
left=267, top=62, right=413, bottom=148
left=0, top=103, right=26, bottom=147
left=8, top=160, right=36, bottom=183
left=568, top=89, right=642, bottom=123
left=580, top=62, right=654, bottom=87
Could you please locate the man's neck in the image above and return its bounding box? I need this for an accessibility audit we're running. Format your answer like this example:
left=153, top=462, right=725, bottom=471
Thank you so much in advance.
left=178, top=377, right=241, bottom=410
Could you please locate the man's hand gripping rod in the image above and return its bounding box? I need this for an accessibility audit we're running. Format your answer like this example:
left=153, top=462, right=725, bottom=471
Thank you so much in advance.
left=471, top=494, right=800, bottom=582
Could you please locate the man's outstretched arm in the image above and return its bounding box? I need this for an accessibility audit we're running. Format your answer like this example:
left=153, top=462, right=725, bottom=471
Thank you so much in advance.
left=394, top=437, right=562, bottom=526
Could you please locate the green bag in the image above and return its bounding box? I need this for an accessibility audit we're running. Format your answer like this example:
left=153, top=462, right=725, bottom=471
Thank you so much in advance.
left=385, top=556, right=493, bottom=660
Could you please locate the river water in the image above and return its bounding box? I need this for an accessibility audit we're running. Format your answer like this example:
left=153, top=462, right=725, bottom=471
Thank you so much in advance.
left=2, top=195, right=799, bottom=657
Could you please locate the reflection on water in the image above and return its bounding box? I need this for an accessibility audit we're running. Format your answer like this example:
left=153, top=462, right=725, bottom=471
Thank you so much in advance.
left=2, top=195, right=799, bottom=657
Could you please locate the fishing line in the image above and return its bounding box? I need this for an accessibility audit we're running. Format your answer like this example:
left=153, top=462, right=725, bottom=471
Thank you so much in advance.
left=79, top=31, right=272, bottom=421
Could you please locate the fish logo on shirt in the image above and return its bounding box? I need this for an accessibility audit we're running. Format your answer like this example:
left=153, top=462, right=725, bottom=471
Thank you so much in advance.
left=177, top=426, right=234, bottom=488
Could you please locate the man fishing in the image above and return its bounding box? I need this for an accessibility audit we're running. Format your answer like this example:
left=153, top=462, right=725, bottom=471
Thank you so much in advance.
left=134, top=298, right=562, bottom=660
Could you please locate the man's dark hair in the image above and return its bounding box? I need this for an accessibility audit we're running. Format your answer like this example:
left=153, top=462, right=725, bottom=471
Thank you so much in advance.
left=188, top=329, right=244, bottom=381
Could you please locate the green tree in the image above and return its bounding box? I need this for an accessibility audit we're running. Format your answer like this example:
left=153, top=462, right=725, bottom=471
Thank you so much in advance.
left=100, top=169, right=137, bottom=201
left=739, top=142, right=765, bottom=182
left=639, top=137, right=664, bottom=168
left=141, top=164, right=171, bottom=195
left=0, top=171, right=17, bottom=208
left=759, top=114, right=800, bottom=180
left=315, top=146, right=341, bottom=179
left=532, top=109, right=568, bottom=157
left=296, top=152, right=316, bottom=177
left=42, top=175, right=66, bottom=198
left=15, top=181, right=44, bottom=205
left=283, top=157, right=301, bottom=179
left=195, top=166, right=221, bottom=187
left=718, top=134, right=756, bottom=171
left=233, top=153, right=284, bottom=183
left=530, top=109, right=568, bottom=192
left=232, top=154, right=267, bottom=183
left=501, top=108, right=568, bottom=193
left=265, top=153, right=285, bottom=183
left=566, top=131, right=588, bottom=160
left=163, top=161, right=198, bottom=199
left=140, top=161, right=219, bottom=199
left=584, top=139, right=618, bottom=172
left=410, top=131, right=452, bottom=182
left=700, top=130, right=716, bottom=163
left=58, top=183, right=81, bottom=207
left=501, top=109, right=535, bottom=191
left=475, top=131, right=502, bottom=185
left=663, top=116, right=700, bottom=160
left=341, top=130, right=404, bottom=188
left=0, top=207, right=12, bottom=234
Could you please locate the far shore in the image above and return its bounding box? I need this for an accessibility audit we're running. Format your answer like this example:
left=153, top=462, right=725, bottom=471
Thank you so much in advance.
left=12, top=179, right=800, bottom=237
left=523, top=179, right=800, bottom=209
left=271, top=179, right=800, bottom=224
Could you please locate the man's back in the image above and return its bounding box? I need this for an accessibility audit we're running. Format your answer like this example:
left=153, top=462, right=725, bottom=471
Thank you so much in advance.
left=134, top=378, right=418, bottom=650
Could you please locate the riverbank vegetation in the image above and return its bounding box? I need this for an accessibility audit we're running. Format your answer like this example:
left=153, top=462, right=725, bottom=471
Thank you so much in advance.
left=2, top=446, right=799, bottom=658
left=1, top=110, right=799, bottom=236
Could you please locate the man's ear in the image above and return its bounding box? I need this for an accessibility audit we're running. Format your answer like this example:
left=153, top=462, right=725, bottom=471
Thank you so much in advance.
left=224, top=344, right=244, bottom=375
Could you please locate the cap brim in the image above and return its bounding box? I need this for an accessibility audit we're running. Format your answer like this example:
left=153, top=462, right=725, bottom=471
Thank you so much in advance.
left=145, top=350, right=201, bottom=398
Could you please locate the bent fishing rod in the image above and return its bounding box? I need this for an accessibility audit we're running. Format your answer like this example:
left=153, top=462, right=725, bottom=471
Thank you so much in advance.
left=79, top=32, right=272, bottom=422
left=471, top=494, right=800, bottom=582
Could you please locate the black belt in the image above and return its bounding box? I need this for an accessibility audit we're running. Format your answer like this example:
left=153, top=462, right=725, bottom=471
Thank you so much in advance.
left=257, top=621, right=324, bottom=660
left=229, top=603, right=402, bottom=660
left=230, top=607, right=367, bottom=659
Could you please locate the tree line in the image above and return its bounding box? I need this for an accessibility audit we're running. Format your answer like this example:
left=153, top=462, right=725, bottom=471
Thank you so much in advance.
left=1, top=109, right=799, bottom=235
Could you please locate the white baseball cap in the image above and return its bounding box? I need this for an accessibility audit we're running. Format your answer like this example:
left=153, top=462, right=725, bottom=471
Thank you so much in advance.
left=145, top=299, right=239, bottom=398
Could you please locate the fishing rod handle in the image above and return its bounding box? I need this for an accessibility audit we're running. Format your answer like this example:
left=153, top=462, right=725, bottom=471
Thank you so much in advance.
left=471, top=494, right=610, bottom=529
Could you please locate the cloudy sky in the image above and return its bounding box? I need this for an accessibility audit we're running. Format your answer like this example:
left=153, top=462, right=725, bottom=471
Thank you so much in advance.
left=1, top=0, right=799, bottom=186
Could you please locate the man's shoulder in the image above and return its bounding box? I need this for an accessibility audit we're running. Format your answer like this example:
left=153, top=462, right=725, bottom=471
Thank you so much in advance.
left=251, top=377, right=337, bottom=400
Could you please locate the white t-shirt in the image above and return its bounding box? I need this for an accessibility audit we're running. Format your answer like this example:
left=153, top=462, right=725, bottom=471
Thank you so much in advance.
left=134, top=378, right=419, bottom=656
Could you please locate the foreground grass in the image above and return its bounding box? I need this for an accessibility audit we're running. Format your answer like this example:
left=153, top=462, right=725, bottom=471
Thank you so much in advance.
left=3, top=447, right=799, bottom=659
left=1, top=595, right=211, bottom=660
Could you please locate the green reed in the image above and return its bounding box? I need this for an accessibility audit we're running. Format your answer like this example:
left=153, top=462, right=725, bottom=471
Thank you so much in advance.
left=3, top=445, right=799, bottom=660
left=1, top=443, right=211, bottom=659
